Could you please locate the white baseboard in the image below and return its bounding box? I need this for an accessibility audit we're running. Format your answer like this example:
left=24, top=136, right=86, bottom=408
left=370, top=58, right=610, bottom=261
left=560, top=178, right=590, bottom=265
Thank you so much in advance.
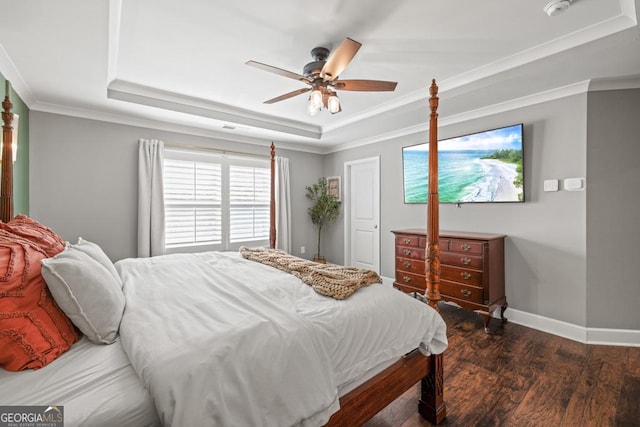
left=506, top=308, right=640, bottom=347
left=586, top=327, right=640, bottom=347
left=504, top=308, right=587, bottom=343
left=380, top=275, right=640, bottom=347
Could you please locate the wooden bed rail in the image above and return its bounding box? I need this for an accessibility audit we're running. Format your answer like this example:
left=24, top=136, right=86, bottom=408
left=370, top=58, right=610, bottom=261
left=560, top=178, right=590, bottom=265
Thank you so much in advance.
left=1, top=80, right=13, bottom=223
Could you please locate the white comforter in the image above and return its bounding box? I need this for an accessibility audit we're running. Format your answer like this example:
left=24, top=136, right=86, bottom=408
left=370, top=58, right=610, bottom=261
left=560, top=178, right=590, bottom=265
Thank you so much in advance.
left=116, top=251, right=447, bottom=427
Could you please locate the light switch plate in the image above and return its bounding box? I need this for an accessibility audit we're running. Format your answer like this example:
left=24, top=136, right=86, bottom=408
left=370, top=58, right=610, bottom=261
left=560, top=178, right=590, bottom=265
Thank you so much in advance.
left=543, top=179, right=559, bottom=192
left=564, top=178, right=584, bottom=191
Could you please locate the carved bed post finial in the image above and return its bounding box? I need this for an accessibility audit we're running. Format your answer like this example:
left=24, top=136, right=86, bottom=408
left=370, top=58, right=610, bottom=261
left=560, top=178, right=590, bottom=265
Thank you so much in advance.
left=426, top=79, right=441, bottom=311
left=1, top=80, right=14, bottom=223
left=269, top=142, right=276, bottom=249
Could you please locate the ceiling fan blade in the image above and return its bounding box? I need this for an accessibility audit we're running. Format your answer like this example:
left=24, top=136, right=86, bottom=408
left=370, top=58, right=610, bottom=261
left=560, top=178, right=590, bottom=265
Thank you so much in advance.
left=321, top=38, right=362, bottom=82
left=246, top=60, right=310, bottom=84
left=334, top=79, right=397, bottom=91
left=264, top=87, right=311, bottom=104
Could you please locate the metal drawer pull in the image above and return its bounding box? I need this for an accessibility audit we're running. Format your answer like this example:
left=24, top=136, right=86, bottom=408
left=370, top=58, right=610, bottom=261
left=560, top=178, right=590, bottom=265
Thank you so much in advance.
left=461, top=257, right=471, bottom=265
left=461, top=272, right=472, bottom=280
left=403, top=261, right=412, bottom=269
left=461, top=244, right=472, bottom=252
left=460, top=289, right=472, bottom=297
left=403, top=238, right=412, bottom=244
left=403, top=249, right=412, bottom=256
left=403, top=276, right=411, bottom=283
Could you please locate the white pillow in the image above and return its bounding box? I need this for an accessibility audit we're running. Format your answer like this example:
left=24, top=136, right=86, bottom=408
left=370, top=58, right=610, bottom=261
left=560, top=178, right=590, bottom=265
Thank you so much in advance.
left=70, top=237, right=122, bottom=287
left=41, top=247, right=125, bottom=344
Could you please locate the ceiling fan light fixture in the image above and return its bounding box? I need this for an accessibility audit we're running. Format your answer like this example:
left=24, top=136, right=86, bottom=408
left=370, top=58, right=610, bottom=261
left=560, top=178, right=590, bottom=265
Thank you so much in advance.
left=327, top=93, right=340, bottom=114
left=310, top=88, right=323, bottom=109
left=544, top=0, right=572, bottom=16
left=307, top=96, right=320, bottom=116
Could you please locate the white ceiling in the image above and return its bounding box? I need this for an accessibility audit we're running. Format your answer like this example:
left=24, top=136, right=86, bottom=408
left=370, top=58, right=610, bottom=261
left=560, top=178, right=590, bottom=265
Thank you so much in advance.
left=1, top=0, right=639, bottom=153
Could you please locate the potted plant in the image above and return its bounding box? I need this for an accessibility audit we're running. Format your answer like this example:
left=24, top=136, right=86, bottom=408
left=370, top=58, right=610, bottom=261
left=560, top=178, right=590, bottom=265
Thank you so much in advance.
left=305, top=177, right=341, bottom=263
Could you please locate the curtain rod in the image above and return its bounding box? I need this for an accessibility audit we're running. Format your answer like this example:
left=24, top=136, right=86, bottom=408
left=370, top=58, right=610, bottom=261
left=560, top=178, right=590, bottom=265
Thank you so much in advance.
left=164, top=142, right=271, bottom=159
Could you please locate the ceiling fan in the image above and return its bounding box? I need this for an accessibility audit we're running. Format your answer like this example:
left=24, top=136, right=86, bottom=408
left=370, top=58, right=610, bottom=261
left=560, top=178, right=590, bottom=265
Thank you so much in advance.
left=246, top=38, right=397, bottom=115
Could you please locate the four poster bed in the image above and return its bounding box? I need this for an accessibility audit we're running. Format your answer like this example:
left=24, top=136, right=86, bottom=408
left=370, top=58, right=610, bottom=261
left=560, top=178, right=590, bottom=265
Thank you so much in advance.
left=0, top=80, right=447, bottom=426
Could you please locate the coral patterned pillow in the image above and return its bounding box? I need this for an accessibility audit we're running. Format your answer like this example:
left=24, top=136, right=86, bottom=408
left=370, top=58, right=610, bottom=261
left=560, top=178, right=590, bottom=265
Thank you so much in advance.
left=0, top=230, right=78, bottom=371
left=0, top=215, right=65, bottom=258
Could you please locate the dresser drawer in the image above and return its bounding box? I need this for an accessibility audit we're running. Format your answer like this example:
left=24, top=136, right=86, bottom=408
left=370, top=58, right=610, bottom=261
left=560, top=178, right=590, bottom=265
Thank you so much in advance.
left=395, top=234, right=421, bottom=247
left=440, top=252, right=483, bottom=269
left=441, top=265, right=483, bottom=286
left=448, top=239, right=484, bottom=255
left=394, top=271, right=426, bottom=290
left=396, top=246, right=425, bottom=259
left=395, top=258, right=425, bottom=275
left=440, top=280, right=484, bottom=304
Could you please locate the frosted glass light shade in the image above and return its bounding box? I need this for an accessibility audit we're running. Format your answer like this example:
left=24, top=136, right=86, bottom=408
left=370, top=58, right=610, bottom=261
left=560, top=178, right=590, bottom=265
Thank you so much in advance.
left=327, top=94, right=340, bottom=114
left=310, top=89, right=323, bottom=109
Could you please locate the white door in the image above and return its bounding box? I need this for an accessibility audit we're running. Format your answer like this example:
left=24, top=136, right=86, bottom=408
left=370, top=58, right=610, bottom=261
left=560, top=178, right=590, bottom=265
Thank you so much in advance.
left=344, top=157, right=380, bottom=272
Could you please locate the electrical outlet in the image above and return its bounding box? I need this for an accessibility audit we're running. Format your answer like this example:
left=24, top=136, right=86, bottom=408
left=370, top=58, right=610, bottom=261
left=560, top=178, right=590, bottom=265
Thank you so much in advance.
left=300, top=246, right=305, bottom=254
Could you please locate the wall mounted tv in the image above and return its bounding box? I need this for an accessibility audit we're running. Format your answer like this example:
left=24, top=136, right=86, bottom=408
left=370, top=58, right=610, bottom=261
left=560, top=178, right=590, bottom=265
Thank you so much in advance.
left=403, top=123, right=524, bottom=204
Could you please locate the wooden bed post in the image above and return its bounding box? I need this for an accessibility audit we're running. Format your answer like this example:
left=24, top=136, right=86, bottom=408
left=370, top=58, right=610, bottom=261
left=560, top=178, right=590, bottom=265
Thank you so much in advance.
left=425, top=80, right=441, bottom=310
left=269, top=142, right=276, bottom=249
left=1, top=80, right=14, bottom=223
left=419, top=79, right=446, bottom=424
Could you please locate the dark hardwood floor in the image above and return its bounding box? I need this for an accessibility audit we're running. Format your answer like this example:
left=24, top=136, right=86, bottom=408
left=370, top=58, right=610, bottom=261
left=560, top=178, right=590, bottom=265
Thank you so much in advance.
left=365, top=302, right=640, bottom=427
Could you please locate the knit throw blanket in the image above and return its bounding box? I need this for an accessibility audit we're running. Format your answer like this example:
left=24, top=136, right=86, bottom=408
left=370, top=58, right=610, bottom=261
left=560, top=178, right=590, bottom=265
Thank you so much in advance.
left=239, top=247, right=381, bottom=300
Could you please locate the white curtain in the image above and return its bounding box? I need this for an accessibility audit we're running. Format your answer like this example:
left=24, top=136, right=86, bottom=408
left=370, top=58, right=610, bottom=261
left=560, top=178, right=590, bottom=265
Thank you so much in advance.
left=275, top=156, right=291, bottom=253
left=138, top=139, right=165, bottom=257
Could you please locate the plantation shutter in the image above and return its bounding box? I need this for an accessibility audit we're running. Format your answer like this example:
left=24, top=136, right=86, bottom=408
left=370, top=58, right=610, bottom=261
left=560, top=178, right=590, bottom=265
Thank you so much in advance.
left=229, top=165, right=270, bottom=242
left=163, top=148, right=270, bottom=252
left=164, top=158, right=222, bottom=247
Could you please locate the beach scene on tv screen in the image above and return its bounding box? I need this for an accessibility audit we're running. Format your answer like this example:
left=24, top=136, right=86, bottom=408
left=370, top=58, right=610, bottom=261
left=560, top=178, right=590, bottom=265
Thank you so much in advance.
left=403, top=124, right=524, bottom=203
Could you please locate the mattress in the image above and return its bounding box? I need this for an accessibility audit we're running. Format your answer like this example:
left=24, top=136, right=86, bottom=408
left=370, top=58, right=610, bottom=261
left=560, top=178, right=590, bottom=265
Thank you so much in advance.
left=0, top=338, right=417, bottom=427
left=0, top=250, right=447, bottom=427
left=0, top=336, right=160, bottom=427
left=115, top=250, right=447, bottom=426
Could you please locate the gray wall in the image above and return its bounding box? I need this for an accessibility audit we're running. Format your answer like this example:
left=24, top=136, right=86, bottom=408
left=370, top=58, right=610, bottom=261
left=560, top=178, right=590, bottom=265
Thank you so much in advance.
left=324, top=94, right=589, bottom=327
left=28, top=89, right=639, bottom=331
left=586, top=88, right=640, bottom=330
left=29, top=112, right=321, bottom=262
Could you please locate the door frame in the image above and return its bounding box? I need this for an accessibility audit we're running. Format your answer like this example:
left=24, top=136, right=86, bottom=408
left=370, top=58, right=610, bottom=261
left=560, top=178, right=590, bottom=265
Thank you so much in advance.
left=343, top=156, right=380, bottom=271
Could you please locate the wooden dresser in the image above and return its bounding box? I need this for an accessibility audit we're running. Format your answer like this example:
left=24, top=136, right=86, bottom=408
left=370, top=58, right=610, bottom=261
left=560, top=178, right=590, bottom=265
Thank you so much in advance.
left=392, top=229, right=507, bottom=331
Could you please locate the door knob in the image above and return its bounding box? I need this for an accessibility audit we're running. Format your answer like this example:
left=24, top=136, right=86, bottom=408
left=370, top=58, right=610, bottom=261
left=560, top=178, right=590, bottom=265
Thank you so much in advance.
left=373, top=224, right=378, bottom=229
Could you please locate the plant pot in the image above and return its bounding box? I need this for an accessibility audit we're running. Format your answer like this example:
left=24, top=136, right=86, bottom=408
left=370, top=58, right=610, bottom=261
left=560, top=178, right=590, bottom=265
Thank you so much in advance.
left=313, top=256, right=326, bottom=264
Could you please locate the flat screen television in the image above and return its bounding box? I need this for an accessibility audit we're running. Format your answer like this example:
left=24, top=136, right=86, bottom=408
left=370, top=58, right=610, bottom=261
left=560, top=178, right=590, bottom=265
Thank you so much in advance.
left=403, top=123, right=524, bottom=203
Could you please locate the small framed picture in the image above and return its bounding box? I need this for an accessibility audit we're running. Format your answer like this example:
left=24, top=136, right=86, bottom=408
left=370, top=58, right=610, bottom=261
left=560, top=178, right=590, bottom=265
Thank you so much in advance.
left=326, top=176, right=341, bottom=201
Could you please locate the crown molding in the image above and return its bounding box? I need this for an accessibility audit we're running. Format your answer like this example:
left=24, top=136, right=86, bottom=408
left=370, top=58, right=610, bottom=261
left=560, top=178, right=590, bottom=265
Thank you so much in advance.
left=588, top=75, right=640, bottom=91
left=327, top=123, right=427, bottom=154
left=107, top=79, right=322, bottom=140
left=24, top=77, right=602, bottom=156
left=30, top=100, right=326, bottom=154
left=325, top=80, right=591, bottom=153
left=0, top=43, right=36, bottom=106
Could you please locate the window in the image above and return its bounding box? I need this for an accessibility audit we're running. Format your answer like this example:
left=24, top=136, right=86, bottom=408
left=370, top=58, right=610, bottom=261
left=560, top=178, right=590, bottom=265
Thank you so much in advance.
left=163, top=148, right=270, bottom=252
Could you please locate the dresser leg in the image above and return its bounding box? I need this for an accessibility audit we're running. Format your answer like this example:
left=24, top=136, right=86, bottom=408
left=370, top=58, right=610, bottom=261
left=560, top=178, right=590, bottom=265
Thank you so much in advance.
left=475, top=310, right=492, bottom=333
left=500, top=302, right=508, bottom=324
